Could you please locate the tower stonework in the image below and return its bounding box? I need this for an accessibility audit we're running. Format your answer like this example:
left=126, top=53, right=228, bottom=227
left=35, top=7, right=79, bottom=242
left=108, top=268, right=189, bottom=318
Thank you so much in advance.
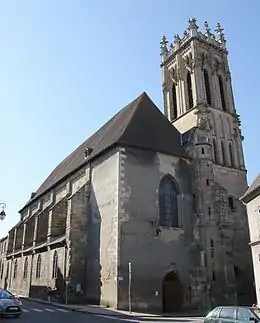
left=161, top=19, right=255, bottom=307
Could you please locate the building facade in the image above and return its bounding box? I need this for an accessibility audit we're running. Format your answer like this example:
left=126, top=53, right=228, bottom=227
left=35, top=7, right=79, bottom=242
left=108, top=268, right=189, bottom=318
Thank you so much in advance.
left=0, top=18, right=255, bottom=312
left=241, top=175, right=260, bottom=306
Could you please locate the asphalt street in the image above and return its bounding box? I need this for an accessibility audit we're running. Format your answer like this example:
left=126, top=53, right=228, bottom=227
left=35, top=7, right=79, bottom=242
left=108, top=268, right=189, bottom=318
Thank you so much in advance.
left=2, top=299, right=204, bottom=323
left=1, top=299, right=137, bottom=323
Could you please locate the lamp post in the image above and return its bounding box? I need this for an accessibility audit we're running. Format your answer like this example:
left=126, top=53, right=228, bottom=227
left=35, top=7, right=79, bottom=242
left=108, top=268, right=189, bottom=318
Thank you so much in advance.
left=0, top=202, right=6, bottom=221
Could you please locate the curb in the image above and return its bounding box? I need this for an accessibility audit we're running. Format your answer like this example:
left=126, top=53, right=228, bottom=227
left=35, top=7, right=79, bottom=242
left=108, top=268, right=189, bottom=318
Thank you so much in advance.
left=20, top=297, right=135, bottom=318
left=21, top=297, right=205, bottom=319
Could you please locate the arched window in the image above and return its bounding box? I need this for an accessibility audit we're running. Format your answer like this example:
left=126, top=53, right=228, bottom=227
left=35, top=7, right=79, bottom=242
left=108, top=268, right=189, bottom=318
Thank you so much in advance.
left=23, top=257, right=28, bottom=279
left=187, top=72, right=193, bottom=109
left=159, top=175, right=179, bottom=228
left=36, top=255, right=41, bottom=279
left=221, top=141, right=227, bottom=166
left=204, top=69, right=211, bottom=105
left=212, top=138, right=218, bottom=164
left=52, top=251, right=58, bottom=279
left=172, top=84, right=178, bottom=119
left=13, top=260, right=18, bottom=279
left=229, top=142, right=234, bottom=168
left=0, top=262, right=3, bottom=279
left=218, top=75, right=226, bottom=111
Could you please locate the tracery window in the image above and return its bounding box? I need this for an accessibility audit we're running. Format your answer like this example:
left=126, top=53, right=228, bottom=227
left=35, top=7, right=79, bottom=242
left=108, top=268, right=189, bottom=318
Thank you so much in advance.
left=36, top=255, right=41, bottom=279
left=0, top=262, right=3, bottom=279
left=187, top=72, right=193, bottom=109
left=159, top=175, right=179, bottom=228
left=52, top=251, right=58, bottom=279
left=23, top=257, right=28, bottom=279
left=204, top=69, right=211, bottom=105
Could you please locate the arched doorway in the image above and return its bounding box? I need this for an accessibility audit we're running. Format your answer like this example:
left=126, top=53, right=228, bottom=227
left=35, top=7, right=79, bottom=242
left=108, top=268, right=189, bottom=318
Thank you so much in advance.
left=162, top=271, right=183, bottom=312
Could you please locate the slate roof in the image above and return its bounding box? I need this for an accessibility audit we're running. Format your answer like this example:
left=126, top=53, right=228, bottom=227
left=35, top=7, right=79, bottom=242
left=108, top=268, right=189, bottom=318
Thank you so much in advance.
left=20, top=92, right=188, bottom=212
left=240, top=174, right=260, bottom=202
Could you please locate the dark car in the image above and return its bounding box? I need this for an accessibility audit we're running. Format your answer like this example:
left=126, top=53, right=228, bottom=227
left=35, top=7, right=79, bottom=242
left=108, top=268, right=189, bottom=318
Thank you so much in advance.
left=0, top=288, right=23, bottom=317
left=204, top=306, right=260, bottom=323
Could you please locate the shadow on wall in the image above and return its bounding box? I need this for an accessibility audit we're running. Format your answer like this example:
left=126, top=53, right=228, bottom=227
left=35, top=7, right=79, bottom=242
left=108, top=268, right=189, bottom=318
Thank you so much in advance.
left=29, top=267, right=65, bottom=302
left=27, top=185, right=103, bottom=305
left=234, top=265, right=256, bottom=306
left=86, top=184, right=102, bottom=305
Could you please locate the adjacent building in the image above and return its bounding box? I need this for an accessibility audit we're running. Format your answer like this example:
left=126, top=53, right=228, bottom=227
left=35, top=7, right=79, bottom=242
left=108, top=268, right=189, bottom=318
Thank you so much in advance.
left=241, top=174, right=260, bottom=306
left=0, top=18, right=255, bottom=312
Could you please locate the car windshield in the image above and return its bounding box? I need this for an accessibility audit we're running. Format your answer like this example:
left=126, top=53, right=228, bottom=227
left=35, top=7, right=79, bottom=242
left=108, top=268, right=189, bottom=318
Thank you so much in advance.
left=0, top=290, right=14, bottom=299
left=252, top=308, right=260, bottom=319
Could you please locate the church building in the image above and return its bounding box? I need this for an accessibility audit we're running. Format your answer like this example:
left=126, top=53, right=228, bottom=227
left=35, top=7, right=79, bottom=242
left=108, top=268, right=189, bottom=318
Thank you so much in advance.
left=0, top=18, right=255, bottom=312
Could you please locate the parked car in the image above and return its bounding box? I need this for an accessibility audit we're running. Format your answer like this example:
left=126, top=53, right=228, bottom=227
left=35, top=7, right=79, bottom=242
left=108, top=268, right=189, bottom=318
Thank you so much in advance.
left=0, top=288, right=23, bottom=317
left=204, top=306, right=260, bottom=323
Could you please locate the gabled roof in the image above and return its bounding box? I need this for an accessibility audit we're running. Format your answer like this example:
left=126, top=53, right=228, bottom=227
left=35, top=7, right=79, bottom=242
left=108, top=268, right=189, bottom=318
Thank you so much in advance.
left=20, top=92, right=188, bottom=212
left=240, top=174, right=260, bottom=202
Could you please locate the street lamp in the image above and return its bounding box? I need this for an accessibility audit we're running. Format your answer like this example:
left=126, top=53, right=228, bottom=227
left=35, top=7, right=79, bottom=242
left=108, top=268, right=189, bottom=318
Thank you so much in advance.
left=0, top=202, right=6, bottom=221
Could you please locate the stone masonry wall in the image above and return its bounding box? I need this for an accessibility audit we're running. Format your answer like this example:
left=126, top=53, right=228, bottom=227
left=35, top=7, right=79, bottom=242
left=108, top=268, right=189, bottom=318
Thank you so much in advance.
left=7, top=247, right=65, bottom=298
left=117, top=147, right=195, bottom=312
left=87, top=149, right=119, bottom=308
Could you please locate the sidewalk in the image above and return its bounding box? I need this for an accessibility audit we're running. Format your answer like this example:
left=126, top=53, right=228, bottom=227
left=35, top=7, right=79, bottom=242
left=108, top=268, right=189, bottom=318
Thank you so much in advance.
left=20, top=296, right=205, bottom=319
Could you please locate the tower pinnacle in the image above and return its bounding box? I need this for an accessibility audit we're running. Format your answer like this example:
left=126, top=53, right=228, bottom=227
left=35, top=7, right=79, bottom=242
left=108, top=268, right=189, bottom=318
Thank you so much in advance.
left=215, top=22, right=226, bottom=48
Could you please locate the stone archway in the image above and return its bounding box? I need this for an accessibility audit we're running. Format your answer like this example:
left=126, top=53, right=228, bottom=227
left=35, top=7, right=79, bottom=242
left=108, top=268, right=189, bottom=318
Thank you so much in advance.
left=162, top=271, right=183, bottom=313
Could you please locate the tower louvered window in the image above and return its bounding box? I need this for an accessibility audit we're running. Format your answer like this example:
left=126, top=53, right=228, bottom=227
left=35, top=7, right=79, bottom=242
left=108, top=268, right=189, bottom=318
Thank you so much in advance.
left=172, top=84, right=178, bottom=119
left=187, top=72, right=193, bottom=109
left=204, top=69, right=211, bottom=105
left=218, top=75, right=226, bottom=111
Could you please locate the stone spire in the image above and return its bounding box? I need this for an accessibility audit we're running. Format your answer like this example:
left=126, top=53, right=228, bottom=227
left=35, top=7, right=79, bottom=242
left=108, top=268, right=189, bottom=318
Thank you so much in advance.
left=215, top=22, right=226, bottom=48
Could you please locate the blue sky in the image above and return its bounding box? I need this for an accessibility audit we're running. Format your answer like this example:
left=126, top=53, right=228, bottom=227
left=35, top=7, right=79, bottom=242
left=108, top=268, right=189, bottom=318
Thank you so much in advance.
left=0, top=0, right=259, bottom=236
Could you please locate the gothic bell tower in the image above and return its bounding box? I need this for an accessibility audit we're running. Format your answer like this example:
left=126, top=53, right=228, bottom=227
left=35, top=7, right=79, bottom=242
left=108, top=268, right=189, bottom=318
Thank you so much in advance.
left=160, top=19, right=255, bottom=307
left=160, top=18, right=245, bottom=171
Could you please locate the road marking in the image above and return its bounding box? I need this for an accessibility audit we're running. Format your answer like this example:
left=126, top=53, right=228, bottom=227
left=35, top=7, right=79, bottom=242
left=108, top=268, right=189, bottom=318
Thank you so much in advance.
left=56, top=308, right=69, bottom=312
left=23, top=309, right=29, bottom=312
left=32, top=308, right=43, bottom=312
left=45, top=308, right=55, bottom=312
left=95, top=314, right=139, bottom=322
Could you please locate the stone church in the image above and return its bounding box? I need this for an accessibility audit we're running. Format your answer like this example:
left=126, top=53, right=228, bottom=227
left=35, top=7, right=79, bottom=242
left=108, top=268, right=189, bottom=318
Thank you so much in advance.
left=0, top=18, right=255, bottom=312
